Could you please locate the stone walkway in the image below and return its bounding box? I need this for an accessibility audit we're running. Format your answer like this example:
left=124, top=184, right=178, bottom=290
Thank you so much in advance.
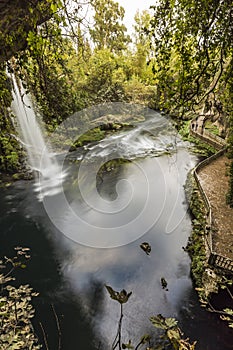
left=197, top=155, right=233, bottom=260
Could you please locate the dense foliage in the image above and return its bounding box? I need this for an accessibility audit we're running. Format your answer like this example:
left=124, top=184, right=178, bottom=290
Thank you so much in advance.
left=0, top=248, right=41, bottom=349
left=147, top=0, right=233, bottom=201
left=1, top=0, right=156, bottom=137
left=0, top=0, right=58, bottom=63
left=148, top=0, right=233, bottom=115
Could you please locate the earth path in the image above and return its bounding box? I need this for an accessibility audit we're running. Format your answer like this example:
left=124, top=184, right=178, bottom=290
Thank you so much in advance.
left=197, top=155, right=233, bottom=260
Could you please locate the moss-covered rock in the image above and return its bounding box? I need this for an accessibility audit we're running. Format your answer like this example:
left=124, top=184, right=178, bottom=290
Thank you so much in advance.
left=0, top=67, right=25, bottom=175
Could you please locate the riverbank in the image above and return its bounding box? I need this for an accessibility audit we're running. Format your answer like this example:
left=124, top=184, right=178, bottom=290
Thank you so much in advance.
left=184, top=114, right=233, bottom=327
left=0, top=168, right=33, bottom=188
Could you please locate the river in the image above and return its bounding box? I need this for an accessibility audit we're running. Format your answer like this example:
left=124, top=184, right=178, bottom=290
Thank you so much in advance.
left=0, top=114, right=232, bottom=349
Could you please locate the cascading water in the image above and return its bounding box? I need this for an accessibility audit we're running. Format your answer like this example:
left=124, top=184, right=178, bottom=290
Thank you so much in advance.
left=10, top=74, right=66, bottom=199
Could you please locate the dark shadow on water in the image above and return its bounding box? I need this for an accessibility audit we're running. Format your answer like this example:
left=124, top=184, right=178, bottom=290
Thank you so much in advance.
left=0, top=185, right=98, bottom=350
left=178, top=285, right=233, bottom=350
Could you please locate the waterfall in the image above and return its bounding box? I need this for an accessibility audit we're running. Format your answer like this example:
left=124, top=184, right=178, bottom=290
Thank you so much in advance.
left=10, top=74, right=66, bottom=200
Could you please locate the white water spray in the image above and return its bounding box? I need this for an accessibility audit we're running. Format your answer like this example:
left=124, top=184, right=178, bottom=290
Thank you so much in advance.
left=10, top=75, right=66, bottom=199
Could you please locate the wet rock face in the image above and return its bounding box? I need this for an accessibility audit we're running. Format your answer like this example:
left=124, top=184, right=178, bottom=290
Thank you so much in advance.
left=0, top=0, right=52, bottom=62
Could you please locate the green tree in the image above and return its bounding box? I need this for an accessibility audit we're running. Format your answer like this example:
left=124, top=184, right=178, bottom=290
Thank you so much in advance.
left=131, top=10, right=155, bottom=83
left=0, top=0, right=91, bottom=172
left=89, top=0, right=131, bottom=52
left=146, top=0, right=233, bottom=203
left=147, top=0, right=233, bottom=207
left=148, top=0, right=233, bottom=116
left=0, top=0, right=63, bottom=63
left=73, top=23, right=92, bottom=63
left=82, top=48, right=128, bottom=103
left=18, top=20, right=86, bottom=128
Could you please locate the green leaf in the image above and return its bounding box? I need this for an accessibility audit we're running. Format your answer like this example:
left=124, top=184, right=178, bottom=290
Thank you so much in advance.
left=150, top=314, right=167, bottom=330
left=167, top=328, right=181, bottom=341
left=150, top=314, right=178, bottom=330
left=223, top=308, right=233, bottom=316
left=165, top=317, right=178, bottom=329
left=50, top=3, right=58, bottom=12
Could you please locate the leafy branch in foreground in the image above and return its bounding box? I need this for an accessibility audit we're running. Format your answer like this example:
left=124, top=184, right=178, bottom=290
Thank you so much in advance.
left=105, top=285, right=132, bottom=350
left=105, top=285, right=196, bottom=350
left=150, top=314, right=196, bottom=350
left=206, top=276, right=233, bottom=329
left=0, top=248, right=41, bottom=349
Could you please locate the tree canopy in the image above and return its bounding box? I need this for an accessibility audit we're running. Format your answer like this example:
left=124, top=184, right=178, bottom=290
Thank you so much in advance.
left=89, top=0, right=131, bottom=51
left=148, top=0, right=233, bottom=117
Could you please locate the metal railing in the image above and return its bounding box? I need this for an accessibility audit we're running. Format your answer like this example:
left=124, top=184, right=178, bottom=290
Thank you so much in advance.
left=208, top=253, right=233, bottom=272
left=204, top=129, right=226, bottom=146
left=190, top=128, right=224, bottom=150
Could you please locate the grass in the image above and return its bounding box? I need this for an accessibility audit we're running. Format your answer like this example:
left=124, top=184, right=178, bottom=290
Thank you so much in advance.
left=178, top=120, right=216, bottom=157
left=205, top=121, right=219, bottom=136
